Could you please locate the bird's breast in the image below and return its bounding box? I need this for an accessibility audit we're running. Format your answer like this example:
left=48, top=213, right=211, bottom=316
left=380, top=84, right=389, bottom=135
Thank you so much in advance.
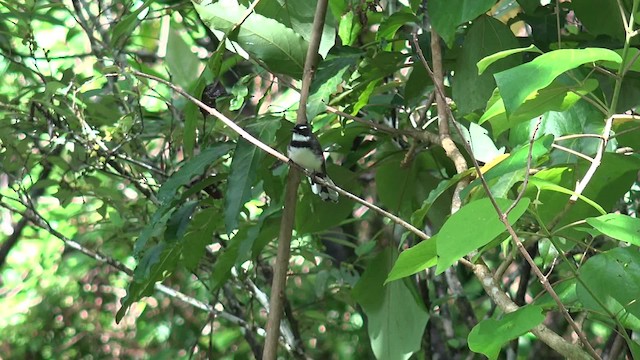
left=288, top=146, right=323, bottom=171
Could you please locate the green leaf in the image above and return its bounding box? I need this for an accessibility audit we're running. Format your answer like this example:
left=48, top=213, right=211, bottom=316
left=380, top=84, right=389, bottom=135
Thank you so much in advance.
left=117, top=241, right=182, bottom=323
left=586, top=213, right=640, bottom=246
left=377, top=11, right=419, bottom=44
left=338, top=10, right=361, bottom=47
left=428, top=0, right=496, bottom=47
left=577, top=248, right=640, bottom=330
left=212, top=206, right=279, bottom=290
left=134, top=144, right=233, bottom=255
left=194, top=0, right=308, bottom=79
left=411, top=170, right=474, bottom=228
left=166, top=26, right=201, bottom=88
left=376, top=153, right=439, bottom=218
left=110, top=0, right=153, bottom=48
left=527, top=178, right=606, bottom=215
left=385, top=238, right=437, bottom=283
left=525, top=155, right=640, bottom=238
left=254, top=0, right=336, bottom=57
left=307, top=54, right=356, bottom=120
left=468, top=306, right=546, bottom=359
left=164, top=201, right=198, bottom=242
left=183, top=207, right=221, bottom=271
left=479, top=78, right=599, bottom=136
left=572, top=0, right=625, bottom=40
left=224, top=119, right=280, bottom=234
left=494, top=48, right=621, bottom=115
left=352, top=248, right=428, bottom=360
left=477, top=44, right=542, bottom=75
left=453, top=15, right=520, bottom=114
left=158, top=144, right=233, bottom=203
left=436, top=198, right=530, bottom=274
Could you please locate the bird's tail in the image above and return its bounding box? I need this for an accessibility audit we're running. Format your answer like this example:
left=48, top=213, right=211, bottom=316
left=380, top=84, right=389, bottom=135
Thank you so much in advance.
left=309, top=173, right=339, bottom=202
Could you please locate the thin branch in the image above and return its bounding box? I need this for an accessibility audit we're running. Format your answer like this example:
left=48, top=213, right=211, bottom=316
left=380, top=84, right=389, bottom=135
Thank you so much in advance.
left=551, top=144, right=596, bottom=163
left=569, top=115, right=614, bottom=202
left=128, top=71, right=431, bottom=241
left=325, top=105, right=440, bottom=144
left=506, top=117, right=542, bottom=215
left=555, top=134, right=605, bottom=141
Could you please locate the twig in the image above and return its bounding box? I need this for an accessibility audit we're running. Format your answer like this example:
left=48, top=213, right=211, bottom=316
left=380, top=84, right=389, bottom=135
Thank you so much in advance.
left=506, top=117, right=543, bottom=215
left=325, top=105, right=440, bottom=144
left=551, top=144, right=596, bottom=163
left=569, top=115, right=614, bottom=202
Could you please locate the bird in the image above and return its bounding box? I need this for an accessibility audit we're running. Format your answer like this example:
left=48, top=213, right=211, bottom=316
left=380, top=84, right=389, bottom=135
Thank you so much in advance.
left=199, top=82, right=227, bottom=118
left=287, top=123, right=339, bottom=202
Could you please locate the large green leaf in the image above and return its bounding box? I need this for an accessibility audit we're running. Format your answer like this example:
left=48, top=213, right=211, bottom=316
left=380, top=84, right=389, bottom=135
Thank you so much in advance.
left=510, top=100, right=606, bottom=165
left=376, top=153, right=439, bottom=218
left=577, top=248, right=640, bottom=330
left=338, top=10, right=361, bottom=47
left=494, top=48, right=621, bottom=115
left=468, top=306, right=546, bottom=359
left=586, top=213, right=640, bottom=247
left=117, top=241, right=182, bottom=323
left=385, top=237, right=437, bottom=283
left=480, top=78, right=599, bottom=136
left=224, top=118, right=280, bottom=234
left=436, top=198, right=530, bottom=274
left=427, top=0, right=496, bottom=47
left=166, top=26, right=201, bottom=88
left=212, top=206, right=280, bottom=290
left=193, top=0, right=308, bottom=78
left=477, top=44, right=542, bottom=75
left=254, top=0, right=335, bottom=57
left=453, top=15, right=520, bottom=115
left=352, top=248, right=428, bottom=360
left=307, top=53, right=358, bottom=120
left=134, top=144, right=233, bottom=254
left=572, top=0, right=625, bottom=40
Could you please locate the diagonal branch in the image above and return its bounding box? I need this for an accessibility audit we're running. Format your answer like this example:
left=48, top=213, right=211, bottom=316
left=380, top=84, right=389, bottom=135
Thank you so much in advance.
left=128, top=71, right=431, bottom=241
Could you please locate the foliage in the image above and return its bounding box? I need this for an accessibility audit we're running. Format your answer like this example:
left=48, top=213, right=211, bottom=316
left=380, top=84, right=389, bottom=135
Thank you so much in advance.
left=1, top=0, right=640, bottom=359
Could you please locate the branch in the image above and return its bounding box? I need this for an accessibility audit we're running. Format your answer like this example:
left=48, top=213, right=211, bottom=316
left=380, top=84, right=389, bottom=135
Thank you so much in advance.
left=128, top=73, right=431, bottom=242
left=569, top=115, right=614, bottom=202
left=263, top=0, right=328, bottom=358
left=412, top=33, right=468, bottom=212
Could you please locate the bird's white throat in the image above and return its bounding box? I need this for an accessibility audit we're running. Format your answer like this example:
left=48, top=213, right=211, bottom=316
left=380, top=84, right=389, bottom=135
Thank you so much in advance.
left=291, top=133, right=310, bottom=142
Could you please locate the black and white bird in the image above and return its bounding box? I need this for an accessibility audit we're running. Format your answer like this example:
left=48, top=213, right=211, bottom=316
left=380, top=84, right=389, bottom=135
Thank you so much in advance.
left=287, top=124, right=339, bottom=202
